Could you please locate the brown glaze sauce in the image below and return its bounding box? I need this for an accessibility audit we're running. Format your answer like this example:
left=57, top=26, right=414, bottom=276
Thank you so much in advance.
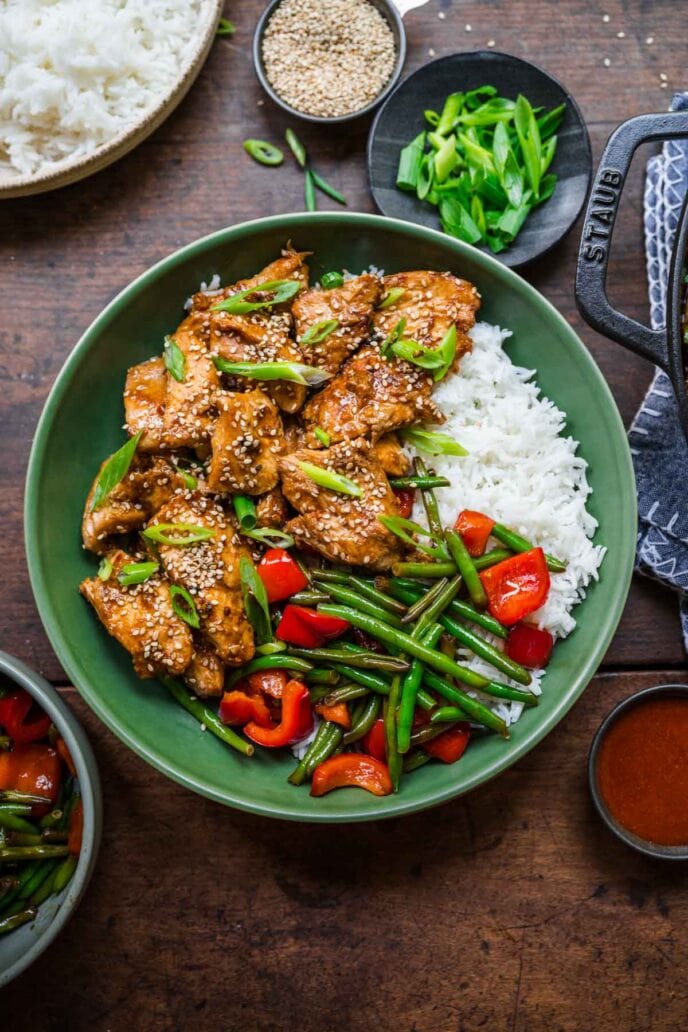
left=597, top=696, right=688, bottom=846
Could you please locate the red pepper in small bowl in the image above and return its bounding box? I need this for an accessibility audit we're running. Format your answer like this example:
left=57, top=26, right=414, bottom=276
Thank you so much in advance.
left=506, top=622, right=554, bottom=669
left=454, top=509, right=495, bottom=557
left=479, top=547, right=550, bottom=625
left=276, top=605, right=350, bottom=648
left=257, top=548, right=309, bottom=603
left=0, top=742, right=62, bottom=804
left=0, top=689, right=52, bottom=744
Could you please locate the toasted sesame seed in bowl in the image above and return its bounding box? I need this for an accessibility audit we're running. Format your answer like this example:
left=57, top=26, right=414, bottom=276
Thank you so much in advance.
left=253, top=0, right=407, bottom=124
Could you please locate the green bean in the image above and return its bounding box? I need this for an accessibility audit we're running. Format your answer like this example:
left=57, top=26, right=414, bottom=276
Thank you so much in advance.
left=397, top=624, right=444, bottom=754
left=403, top=750, right=431, bottom=772
left=162, top=678, right=254, bottom=757
left=322, top=684, right=369, bottom=705
left=304, top=668, right=340, bottom=686
left=12, top=833, right=42, bottom=847
left=311, top=568, right=351, bottom=583
left=288, top=647, right=409, bottom=672
left=392, top=561, right=456, bottom=578
left=416, top=458, right=444, bottom=541
left=422, top=671, right=508, bottom=736
left=477, top=681, right=538, bottom=706
left=0, top=812, right=37, bottom=835
left=343, top=695, right=381, bottom=745
left=288, top=722, right=342, bottom=786
left=290, top=590, right=330, bottom=606
left=445, top=529, right=488, bottom=608
left=430, top=707, right=470, bottom=723
left=0, top=790, right=51, bottom=806
left=0, top=736, right=10, bottom=750
left=0, top=908, right=36, bottom=935
left=41, top=830, right=69, bottom=844
left=414, top=575, right=463, bottom=636
left=20, top=859, right=60, bottom=901
left=225, top=655, right=312, bottom=687
left=51, top=855, right=78, bottom=894
left=39, top=809, right=64, bottom=829
left=410, top=722, right=461, bottom=746
left=384, top=676, right=403, bottom=791
left=329, top=663, right=435, bottom=712
left=0, top=877, right=19, bottom=900
left=388, top=475, right=450, bottom=490
left=401, top=578, right=449, bottom=624
left=492, top=523, right=566, bottom=572
left=313, top=582, right=404, bottom=626
left=0, top=803, right=32, bottom=815
left=383, top=578, right=508, bottom=639
left=473, top=549, right=512, bottom=570
left=439, top=613, right=531, bottom=685
left=348, top=576, right=407, bottom=615
left=0, top=845, right=70, bottom=861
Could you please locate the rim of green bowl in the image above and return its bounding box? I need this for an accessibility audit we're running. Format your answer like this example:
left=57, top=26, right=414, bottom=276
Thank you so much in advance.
left=23, top=212, right=637, bottom=822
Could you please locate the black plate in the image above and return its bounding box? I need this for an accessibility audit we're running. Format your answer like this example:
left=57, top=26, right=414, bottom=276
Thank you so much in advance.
left=367, top=51, right=592, bottom=269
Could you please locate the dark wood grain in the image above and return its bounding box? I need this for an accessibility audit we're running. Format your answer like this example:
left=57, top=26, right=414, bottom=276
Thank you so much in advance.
left=1, top=1, right=687, bottom=1027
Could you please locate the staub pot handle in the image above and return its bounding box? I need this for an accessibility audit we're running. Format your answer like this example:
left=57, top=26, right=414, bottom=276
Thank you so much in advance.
left=575, top=111, right=688, bottom=370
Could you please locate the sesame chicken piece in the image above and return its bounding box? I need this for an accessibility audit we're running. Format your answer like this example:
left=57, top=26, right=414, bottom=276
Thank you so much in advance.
left=80, top=549, right=193, bottom=679
left=148, top=494, right=255, bottom=667
left=161, top=313, right=221, bottom=449
left=192, top=249, right=311, bottom=313
left=184, top=638, right=225, bottom=698
left=207, top=390, right=285, bottom=496
left=373, top=270, right=480, bottom=364
left=292, top=273, right=382, bottom=374
left=82, top=454, right=189, bottom=555
left=372, top=432, right=412, bottom=476
left=256, top=486, right=289, bottom=528
left=279, top=438, right=404, bottom=571
left=301, top=345, right=442, bottom=445
left=124, top=357, right=167, bottom=451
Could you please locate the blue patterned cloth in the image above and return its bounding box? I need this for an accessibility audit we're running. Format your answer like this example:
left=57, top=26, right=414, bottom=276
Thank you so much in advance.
left=632, top=91, right=688, bottom=650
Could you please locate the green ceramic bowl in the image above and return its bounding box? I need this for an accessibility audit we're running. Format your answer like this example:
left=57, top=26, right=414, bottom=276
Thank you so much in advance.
left=0, top=652, right=102, bottom=986
left=24, top=213, right=636, bottom=822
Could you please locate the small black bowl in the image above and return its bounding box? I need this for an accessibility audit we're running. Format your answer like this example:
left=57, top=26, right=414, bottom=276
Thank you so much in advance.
left=252, top=0, right=407, bottom=126
left=367, top=50, right=592, bottom=268
left=588, top=684, right=688, bottom=861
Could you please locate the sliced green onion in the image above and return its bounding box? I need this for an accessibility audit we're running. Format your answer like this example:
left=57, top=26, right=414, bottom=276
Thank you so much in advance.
left=400, top=428, right=468, bottom=456
left=305, top=169, right=317, bottom=212
left=213, top=356, right=332, bottom=387
left=396, top=131, right=426, bottom=192
left=170, top=585, right=200, bottom=629
left=97, top=556, right=112, bottom=581
left=380, top=317, right=407, bottom=359
left=514, top=94, right=542, bottom=198
left=299, top=319, right=339, bottom=345
left=434, top=134, right=460, bottom=183
left=377, top=515, right=446, bottom=559
left=310, top=171, right=347, bottom=206
left=233, top=495, right=257, bottom=530
left=141, top=523, right=214, bottom=546
left=117, top=561, right=159, bottom=587
left=243, top=526, right=295, bottom=549
left=320, top=271, right=344, bottom=290
left=90, top=431, right=142, bottom=511
left=210, top=279, right=299, bottom=315
left=285, top=128, right=307, bottom=168
left=256, top=641, right=287, bottom=656
left=436, top=91, right=464, bottom=135
left=314, top=426, right=331, bottom=447
left=424, top=109, right=440, bottom=127
left=242, top=139, right=284, bottom=167
left=163, top=334, right=185, bottom=382
left=297, top=460, right=362, bottom=498
left=216, top=17, right=235, bottom=36
left=239, top=556, right=272, bottom=644
left=391, top=325, right=456, bottom=381
left=378, top=287, right=406, bottom=310
left=173, top=463, right=198, bottom=491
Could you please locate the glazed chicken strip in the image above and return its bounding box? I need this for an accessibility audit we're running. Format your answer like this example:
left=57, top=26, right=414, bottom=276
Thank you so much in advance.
left=184, top=638, right=225, bottom=698
left=279, top=438, right=404, bottom=570
left=292, top=273, right=382, bottom=374
left=207, top=389, right=285, bottom=496
left=256, top=486, right=289, bottom=528
left=373, top=270, right=480, bottom=360
left=82, top=454, right=188, bottom=554
left=148, top=494, right=254, bottom=666
left=161, top=313, right=221, bottom=449
left=372, top=432, right=412, bottom=476
left=124, top=356, right=167, bottom=451
left=80, top=549, right=193, bottom=678
left=302, top=345, right=442, bottom=445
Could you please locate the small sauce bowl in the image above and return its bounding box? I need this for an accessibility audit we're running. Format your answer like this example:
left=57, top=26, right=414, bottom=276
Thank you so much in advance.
left=589, top=684, right=688, bottom=860
left=252, top=0, right=407, bottom=125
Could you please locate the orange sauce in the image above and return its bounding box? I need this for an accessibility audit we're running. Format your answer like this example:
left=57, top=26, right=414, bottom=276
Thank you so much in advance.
left=597, top=696, right=688, bottom=846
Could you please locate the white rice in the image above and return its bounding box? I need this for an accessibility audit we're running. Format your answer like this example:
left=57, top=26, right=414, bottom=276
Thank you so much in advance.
left=413, top=321, right=606, bottom=725
left=0, top=0, right=211, bottom=178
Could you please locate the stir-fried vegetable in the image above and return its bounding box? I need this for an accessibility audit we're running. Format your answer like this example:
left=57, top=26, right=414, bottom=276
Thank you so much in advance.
left=213, top=357, right=332, bottom=387
left=89, top=431, right=142, bottom=511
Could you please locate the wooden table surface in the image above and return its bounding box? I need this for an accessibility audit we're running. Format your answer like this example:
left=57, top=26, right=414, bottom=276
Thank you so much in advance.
left=1, top=2, right=687, bottom=1028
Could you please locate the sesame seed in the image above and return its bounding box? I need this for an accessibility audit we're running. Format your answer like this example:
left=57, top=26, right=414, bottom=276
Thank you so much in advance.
left=616, top=30, right=625, bottom=38
left=603, top=58, right=611, bottom=67
left=602, top=13, right=610, bottom=22
left=428, top=48, right=436, bottom=56
left=660, top=72, right=668, bottom=81
left=487, top=39, right=495, bottom=47
left=438, top=10, right=445, bottom=18
left=646, top=36, right=654, bottom=44
left=465, top=24, right=471, bottom=31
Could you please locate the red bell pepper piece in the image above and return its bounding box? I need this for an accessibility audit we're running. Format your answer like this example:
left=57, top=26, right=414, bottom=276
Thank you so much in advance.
left=393, top=487, right=415, bottom=519
left=361, top=718, right=386, bottom=761
left=310, top=754, right=393, bottom=796
left=0, top=690, right=51, bottom=744
left=424, top=723, right=471, bottom=763
left=506, top=622, right=554, bottom=669
left=247, top=669, right=288, bottom=699
left=454, top=509, right=496, bottom=557
left=0, top=743, right=61, bottom=803
left=68, top=799, right=84, bottom=856
left=479, top=547, right=550, bottom=625
left=219, top=690, right=272, bottom=727
left=314, top=701, right=351, bottom=729
left=244, top=680, right=312, bottom=747
left=257, top=548, right=309, bottom=604
left=276, top=605, right=350, bottom=648
left=56, top=737, right=77, bottom=777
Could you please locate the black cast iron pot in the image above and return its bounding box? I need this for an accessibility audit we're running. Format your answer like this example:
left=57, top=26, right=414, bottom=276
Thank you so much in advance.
left=575, top=112, right=688, bottom=441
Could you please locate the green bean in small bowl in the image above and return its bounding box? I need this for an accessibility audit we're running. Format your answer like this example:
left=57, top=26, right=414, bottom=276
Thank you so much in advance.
left=0, top=652, right=102, bottom=987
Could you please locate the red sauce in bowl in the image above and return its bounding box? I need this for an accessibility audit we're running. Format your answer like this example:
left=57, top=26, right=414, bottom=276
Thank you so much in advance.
left=597, top=697, right=688, bottom=846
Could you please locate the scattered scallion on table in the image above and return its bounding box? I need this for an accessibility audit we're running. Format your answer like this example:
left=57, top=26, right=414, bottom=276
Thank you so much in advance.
left=242, top=139, right=284, bottom=166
